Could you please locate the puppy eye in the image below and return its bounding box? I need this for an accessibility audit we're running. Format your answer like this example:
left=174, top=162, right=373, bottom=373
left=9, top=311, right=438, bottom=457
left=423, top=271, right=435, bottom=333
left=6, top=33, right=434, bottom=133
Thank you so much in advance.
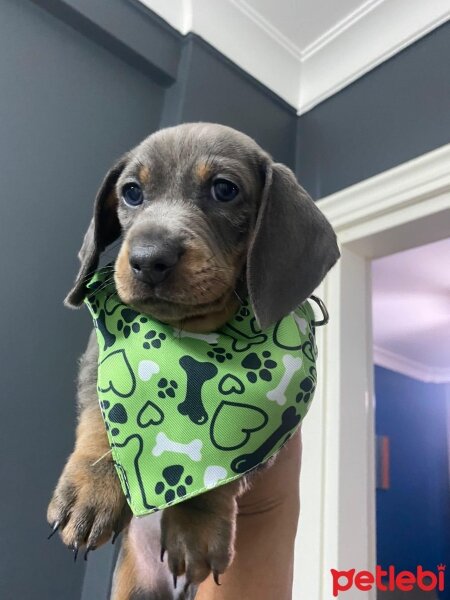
left=212, top=179, right=239, bottom=202
left=122, top=182, right=143, bottom=207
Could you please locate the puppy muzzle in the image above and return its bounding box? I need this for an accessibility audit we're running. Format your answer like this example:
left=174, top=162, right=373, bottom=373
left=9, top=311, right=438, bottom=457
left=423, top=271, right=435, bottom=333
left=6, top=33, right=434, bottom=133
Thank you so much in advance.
left=128, top=237, right=185, bottom=286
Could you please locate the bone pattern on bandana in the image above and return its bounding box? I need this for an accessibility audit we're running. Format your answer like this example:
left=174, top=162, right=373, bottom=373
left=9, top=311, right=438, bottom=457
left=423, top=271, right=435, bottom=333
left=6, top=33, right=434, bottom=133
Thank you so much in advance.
left=152, top=432, right=203, bottom=462
left=292, top=313, right=308, bottom=335
left=266, top=354, right=303, bottom=406
left=85, top=267, right=318, bottom=516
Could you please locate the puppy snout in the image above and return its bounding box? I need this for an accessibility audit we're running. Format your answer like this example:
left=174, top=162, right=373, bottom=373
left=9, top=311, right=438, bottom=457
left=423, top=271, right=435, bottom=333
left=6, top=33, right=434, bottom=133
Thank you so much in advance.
left=129, top=240, right=183, bottom=285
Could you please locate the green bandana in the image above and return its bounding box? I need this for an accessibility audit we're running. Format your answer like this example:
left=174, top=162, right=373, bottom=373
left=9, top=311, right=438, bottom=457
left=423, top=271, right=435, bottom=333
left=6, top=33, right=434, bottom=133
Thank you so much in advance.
left=84, top=267, right=318, bottom=517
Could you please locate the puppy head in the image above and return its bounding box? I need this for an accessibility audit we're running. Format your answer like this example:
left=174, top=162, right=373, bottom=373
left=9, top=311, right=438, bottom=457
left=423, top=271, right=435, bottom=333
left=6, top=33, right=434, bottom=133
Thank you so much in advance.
left=66, top=123, right=339, bottom=329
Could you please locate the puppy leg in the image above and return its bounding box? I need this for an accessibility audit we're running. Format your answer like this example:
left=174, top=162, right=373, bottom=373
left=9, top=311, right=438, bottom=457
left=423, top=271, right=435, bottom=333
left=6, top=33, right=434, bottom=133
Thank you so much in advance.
left=111, top=527, right=161, bottom=600
left=161, top=479, right=247, bottom=588
left=47, top=403, right=131, bottom=553
left=47, top=332, right=131, bottom=553
left=112, top=517, right=175, bottom=600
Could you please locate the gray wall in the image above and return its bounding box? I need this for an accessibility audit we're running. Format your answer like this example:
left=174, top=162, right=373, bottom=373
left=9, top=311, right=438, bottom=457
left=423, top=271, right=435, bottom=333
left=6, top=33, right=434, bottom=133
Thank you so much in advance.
left=0, top=2, right=296, bottom=599
left=0, top=1, right=164, bottom=598
left=161, top=35, right=297, bottom=170
left=296, top=22, right=450, bottom=199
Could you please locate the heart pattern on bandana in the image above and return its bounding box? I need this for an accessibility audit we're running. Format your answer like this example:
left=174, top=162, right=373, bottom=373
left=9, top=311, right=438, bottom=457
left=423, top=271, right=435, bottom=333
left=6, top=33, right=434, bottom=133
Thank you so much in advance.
left=97, top=349, right=136, bottom=398
left=85, top=267, right=318, bottom=517
left=210, top=401, right=269, bottom=451
left=218, top=374, right=245, bottom=395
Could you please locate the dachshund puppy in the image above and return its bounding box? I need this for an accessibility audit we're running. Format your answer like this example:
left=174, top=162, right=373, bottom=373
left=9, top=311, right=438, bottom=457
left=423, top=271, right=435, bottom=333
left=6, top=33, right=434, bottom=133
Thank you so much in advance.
left=47, top=123, right=339, bottom=599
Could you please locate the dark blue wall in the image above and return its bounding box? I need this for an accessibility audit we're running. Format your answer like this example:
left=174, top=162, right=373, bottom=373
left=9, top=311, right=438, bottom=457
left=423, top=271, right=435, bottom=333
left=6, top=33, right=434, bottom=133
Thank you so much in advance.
left=0, top=1, right=165, bottom=598
left=297, top=22, right=450, bottom=199
left=375, top=366, right=450, bottom=597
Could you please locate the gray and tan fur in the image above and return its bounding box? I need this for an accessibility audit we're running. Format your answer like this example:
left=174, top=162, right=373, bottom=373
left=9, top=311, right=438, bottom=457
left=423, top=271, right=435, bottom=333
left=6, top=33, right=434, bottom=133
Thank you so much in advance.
left=47, top=123, right=339, bottom=599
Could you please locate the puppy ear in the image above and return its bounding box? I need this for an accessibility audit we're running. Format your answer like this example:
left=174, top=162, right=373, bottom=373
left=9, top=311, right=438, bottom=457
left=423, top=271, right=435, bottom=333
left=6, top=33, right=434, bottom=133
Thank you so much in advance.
left=64, top=156, right=128, bottom=307
left=247, top=161, right=340, bottom=329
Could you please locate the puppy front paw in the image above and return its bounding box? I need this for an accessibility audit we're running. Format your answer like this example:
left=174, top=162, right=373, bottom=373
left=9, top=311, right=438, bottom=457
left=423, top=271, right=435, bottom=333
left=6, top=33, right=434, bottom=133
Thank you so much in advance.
left=47, top=452, right=131, bottom=557
left=161, top=500, right=236, bottom=588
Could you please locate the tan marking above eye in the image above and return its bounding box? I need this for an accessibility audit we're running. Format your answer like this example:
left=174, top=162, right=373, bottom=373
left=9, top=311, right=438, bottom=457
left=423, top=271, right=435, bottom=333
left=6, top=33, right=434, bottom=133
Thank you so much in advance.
left=195, top=162, right=212, bottom=182
left=138, top=165, right=150, bottom=184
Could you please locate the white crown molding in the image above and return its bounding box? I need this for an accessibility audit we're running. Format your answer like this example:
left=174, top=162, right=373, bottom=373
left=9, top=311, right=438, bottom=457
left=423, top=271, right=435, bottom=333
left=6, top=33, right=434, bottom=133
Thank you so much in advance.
left=190, top=0, right=301, bottom=107
left=373, top=345, right=450, bottom=384
left=300, top=0, right=384, bottom=61
left=298, top=0, right=450, bottom=113
left=229, top=0, right=303, bottom=61
left=318, top=142, right=450, bottom=240
left=317, top=144, right=450, bottom=386
left=137, top=0, right=189, bottom=34
left=134, top=0, right=448, bottom=113
left=137, top=0, right=301, bottom=107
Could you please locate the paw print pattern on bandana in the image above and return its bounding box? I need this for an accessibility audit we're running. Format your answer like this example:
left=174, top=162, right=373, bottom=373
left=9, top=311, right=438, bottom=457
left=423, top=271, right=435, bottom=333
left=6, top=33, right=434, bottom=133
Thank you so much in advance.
left=154, top=465, right=193, bottom=504
left=100, top=400, right=110, bottom=432
left=99, top=400, right=129, bottom=437
left=92, top=300, right=116, bottom=350
left=143, top=330, right=167, bottom=349
left=157, top=378, right=179, bottom=399
left=87, top=294, right=100, bottom=314
left=108, top=402, right=128, bottom=437
left=85, top=266, right=318, bottom=517
left=207, top=347, right=233, bottom=363
left=296, top=367, right=317, bottom=404
left=117, top=309, right=143, bottom=338
left=241, top=351, right=277, bottom=383
left=235, top=305, right=251, bottom=322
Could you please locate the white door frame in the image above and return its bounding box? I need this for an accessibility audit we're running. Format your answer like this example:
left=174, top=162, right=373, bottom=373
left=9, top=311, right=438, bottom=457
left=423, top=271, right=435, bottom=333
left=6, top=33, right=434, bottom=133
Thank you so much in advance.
left=293, top=143, right=450, bottom=600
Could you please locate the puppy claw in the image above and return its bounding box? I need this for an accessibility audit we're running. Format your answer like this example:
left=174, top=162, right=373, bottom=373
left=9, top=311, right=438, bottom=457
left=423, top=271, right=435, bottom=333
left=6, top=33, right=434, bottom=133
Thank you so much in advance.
left=111, top=531, right=120, bottom=545
left=160, top=547, right=166, bottom=563
left=173, top=573, right=177, bottom=589
left=47, top=521, right=60, bottom=540
left=161, top=501, right=235, bottom=588
left=184, top=582, right=191, bottom=594
left=48, top=452, right=131, bottom=557
left=84, top=546, right=95, bottom=561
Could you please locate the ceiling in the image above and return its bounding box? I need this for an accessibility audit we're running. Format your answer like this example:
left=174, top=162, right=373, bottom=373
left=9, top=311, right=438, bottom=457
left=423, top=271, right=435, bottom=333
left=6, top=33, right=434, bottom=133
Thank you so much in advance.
left=243, top=0, right=368, bottom=53
left=372, top=237, right=450, bottom=383
left=136, top=0, right=449, bottom=112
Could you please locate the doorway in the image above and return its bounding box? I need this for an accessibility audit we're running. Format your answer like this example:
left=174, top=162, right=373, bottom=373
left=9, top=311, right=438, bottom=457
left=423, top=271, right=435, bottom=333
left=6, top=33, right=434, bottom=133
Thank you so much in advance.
left=372, top=239, right=450, bottom=600
left=294, top=143, right=450, bottom=600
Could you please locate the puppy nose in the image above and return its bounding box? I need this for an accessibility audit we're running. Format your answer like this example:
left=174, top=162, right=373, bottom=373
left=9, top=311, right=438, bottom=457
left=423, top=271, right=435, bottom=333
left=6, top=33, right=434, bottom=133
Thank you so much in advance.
left=129, top=243, right=182, bottom=285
